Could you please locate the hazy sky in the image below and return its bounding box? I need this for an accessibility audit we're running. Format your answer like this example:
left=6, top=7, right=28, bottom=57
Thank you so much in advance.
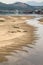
left=0, top=0, right=43, bottom=4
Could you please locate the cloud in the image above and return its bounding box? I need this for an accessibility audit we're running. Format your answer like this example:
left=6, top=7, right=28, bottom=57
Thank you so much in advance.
left=0, top=0, right=43, bottom=3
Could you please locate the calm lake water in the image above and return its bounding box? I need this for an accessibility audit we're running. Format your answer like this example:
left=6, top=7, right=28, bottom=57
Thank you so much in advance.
left=0, top=15, right=43, bottom=65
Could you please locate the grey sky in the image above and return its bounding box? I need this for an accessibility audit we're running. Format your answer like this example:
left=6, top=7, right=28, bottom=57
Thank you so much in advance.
left=0, top=0, right=43, bottom=4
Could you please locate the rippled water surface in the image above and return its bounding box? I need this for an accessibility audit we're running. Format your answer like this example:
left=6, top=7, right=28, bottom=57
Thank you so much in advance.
left=0, top=15, right=43, bottom=65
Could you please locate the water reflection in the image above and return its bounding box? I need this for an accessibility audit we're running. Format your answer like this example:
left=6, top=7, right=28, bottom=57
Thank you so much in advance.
left=0, top=26, right=38, bottom=63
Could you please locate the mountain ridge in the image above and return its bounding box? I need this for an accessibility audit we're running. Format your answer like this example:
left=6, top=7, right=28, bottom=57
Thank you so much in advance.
left=0, top=2, right=34, bottom=10
left=0, top=2, right=43, bottom=10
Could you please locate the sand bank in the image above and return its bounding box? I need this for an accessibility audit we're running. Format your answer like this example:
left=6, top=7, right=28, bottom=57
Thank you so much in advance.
left=39, top=18, right=43, bottom=24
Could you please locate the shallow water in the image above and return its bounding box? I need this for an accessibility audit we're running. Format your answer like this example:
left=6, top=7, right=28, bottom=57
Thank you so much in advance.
left=0, top=15, right=43, bottom=65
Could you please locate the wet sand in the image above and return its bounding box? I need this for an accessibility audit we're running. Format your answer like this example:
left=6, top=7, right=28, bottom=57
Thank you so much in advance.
left=39, top=18, right=43, bottom=24
left=0, top=16, right=36, bottom=62
left=0, top=16, right=35, bottom=47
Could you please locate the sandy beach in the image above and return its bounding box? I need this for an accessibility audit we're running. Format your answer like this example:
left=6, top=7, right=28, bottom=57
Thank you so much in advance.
left=0, top=16, right=36, bottom=62
left=0, top=16, right=35, bottom=46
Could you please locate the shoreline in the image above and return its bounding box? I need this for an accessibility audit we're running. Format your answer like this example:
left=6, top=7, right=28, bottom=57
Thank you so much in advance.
left=0, top=16, right=36, bottom=56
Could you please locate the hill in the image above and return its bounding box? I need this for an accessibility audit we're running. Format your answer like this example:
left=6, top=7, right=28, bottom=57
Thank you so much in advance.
left=0, top=2, right=34, bottom=10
